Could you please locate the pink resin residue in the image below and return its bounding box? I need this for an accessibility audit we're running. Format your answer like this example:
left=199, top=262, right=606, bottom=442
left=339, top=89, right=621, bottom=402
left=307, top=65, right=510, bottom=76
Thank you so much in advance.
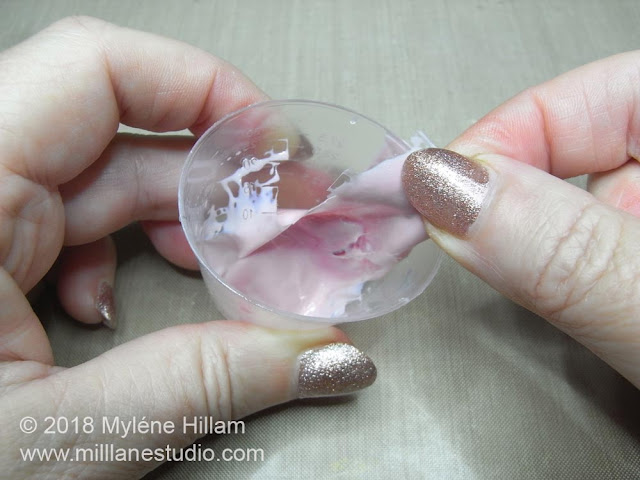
left=200, top=143, right=428, bottom=318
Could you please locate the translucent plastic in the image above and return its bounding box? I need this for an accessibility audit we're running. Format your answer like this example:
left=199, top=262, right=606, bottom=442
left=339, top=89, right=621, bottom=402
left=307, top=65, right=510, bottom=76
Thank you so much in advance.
left=179, top=100, right=442, bottom=329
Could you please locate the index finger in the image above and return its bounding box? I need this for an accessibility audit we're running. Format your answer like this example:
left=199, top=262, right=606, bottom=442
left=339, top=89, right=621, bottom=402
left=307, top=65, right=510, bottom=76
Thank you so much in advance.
left=449, top=50, right=640, bottom=178
left=0, top=16, right=267, bottom=187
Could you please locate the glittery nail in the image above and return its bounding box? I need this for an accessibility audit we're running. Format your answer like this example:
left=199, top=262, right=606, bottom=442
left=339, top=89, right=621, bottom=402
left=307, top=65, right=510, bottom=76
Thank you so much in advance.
left=402, top=148, right=489, bottom=236
left=96, top=281, right=117, bottom=329
left=297, top=343, right=377, bottom=398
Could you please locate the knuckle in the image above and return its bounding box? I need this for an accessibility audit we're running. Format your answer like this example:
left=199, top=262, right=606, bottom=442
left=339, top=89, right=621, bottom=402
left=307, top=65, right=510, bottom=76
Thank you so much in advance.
left=39, top=17, right=108, bottom=73
left=48, top=15, right=104, bottom=36
left=157, top=325, right=237, bottom=429
left=528, top=203, right=628, bottom=329
left=44, top=17, right=111, bottom=57
left=195, top=331, right=235, bottom=421
left=130, top=149, right=147, bottom=219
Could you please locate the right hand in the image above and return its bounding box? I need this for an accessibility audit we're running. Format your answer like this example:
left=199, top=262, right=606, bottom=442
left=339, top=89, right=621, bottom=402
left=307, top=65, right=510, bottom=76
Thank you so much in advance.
left=402, top=51, right=640, bottom=387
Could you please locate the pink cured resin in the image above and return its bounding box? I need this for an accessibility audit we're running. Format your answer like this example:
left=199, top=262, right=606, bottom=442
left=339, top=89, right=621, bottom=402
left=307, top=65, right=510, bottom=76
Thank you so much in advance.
left=201, top=148, right=428, bottom=318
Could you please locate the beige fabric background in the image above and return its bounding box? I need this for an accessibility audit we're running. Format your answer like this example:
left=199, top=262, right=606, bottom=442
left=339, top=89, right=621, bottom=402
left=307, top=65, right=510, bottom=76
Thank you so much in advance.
left=3, top=0, right=640, bottom=478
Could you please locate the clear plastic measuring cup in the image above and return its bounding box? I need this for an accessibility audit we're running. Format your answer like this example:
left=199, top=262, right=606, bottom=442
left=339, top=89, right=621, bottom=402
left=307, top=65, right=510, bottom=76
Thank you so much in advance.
left=179, top=100, right=442, bottom=329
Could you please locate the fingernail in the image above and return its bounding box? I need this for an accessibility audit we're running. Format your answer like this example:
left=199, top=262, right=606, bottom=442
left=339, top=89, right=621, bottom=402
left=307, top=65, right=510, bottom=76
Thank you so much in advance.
left=402, top=148, right=489, bottom=236
left=96, top=281, right=117, bottom=329
left=297, top=343, right=377, bottom=398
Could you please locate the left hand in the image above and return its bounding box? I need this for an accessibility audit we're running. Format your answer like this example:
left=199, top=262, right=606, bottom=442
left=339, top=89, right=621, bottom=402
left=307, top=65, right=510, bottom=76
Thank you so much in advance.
left=1, top=15, right=269, bottom=356
left=0, top=16, right=376, bottom=479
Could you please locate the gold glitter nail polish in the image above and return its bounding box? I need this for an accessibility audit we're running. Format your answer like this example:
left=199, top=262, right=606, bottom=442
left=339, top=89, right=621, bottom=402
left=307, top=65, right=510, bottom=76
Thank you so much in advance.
left=96, top=281, right=117, bottom=329
left=297, top=343, right=377, bottom=398
left=402, top=148, right=489, bottom=236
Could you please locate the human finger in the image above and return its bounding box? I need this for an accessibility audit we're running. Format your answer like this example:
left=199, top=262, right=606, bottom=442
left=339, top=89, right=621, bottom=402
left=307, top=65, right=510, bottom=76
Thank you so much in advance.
left=56, top=237, right=117, bottom=328
left=0, top=15, right=266, bottom=291
left=0, top=16, right=267, bottom=360
left=0, top=322, right=375, bottom=478
left=0, top=16, right=267, bottom=189
left=59, top=134, right=192, bottom=246
left=403, top=148, right=640, bottom=387
left=450, top=51, right=640, bottom=178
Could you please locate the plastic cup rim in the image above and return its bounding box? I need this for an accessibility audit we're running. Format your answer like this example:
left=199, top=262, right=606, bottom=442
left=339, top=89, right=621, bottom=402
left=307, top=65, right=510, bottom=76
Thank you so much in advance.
left=178, top=99, right=442, bottom=323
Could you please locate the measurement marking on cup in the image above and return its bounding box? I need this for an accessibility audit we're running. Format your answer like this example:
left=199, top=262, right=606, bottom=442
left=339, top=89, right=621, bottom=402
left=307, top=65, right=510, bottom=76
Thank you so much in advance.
left=208, top=150, right=283, bottom=234
left=242, top=157, right=259, bottom=169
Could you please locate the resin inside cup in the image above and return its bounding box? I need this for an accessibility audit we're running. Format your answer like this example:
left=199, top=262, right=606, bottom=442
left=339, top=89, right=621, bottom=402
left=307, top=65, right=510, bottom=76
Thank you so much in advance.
left=179, top=100, right=442, bottom=329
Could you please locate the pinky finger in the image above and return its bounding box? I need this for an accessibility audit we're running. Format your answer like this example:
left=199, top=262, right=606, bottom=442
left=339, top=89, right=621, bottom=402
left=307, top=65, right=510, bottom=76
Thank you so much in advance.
left=56, top=236, right=117, bottom=328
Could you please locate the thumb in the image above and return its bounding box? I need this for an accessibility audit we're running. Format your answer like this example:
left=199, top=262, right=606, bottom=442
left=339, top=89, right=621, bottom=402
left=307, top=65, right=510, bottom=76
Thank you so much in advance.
left=402, top=148, right=640, bottom=386
left=1, top=322, right=375, bottom=479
